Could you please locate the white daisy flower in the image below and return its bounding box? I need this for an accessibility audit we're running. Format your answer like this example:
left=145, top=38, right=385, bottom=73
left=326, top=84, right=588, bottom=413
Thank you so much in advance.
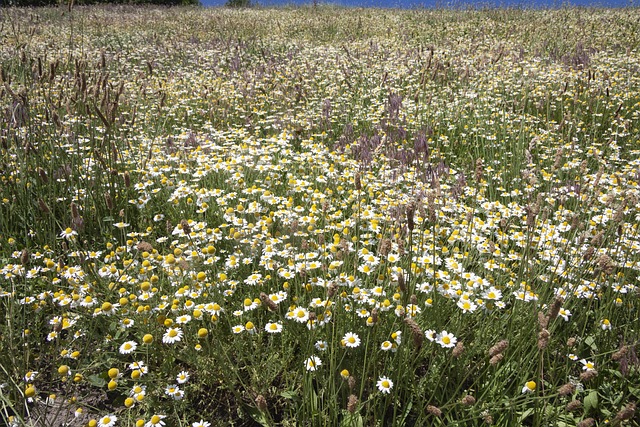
left=305, top=356, right=322, bottom=372
left=376, top=376, right=393, bottom=394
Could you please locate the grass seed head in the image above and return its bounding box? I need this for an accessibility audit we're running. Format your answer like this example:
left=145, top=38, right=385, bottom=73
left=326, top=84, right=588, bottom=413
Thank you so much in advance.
left=576, top=418, right=595, bottom=427
left=613, top=402, right=636, bottom=423
left=348, top=376, right=356, bottom=391
left=488, top=340, right=509, bottom=358
left=461, top=395, right=476, bottom=406
left=347, top=394, right=358, bottom=413
left=256, top=395, right=268, bottom=412
left=558, top=383, right=575, bottom=396
left=580, top=369, right=598, bottom=382
left=426, top=405, right=442, bottom=417
left=403, top=317, right=424, bottom=349
left=452, top=341, right=465, bottom=358
left=566, top=400, right=582, bottom=412
left=489, top=353, right=503, bottom=366
left=547, top=297, right=564, bottom=322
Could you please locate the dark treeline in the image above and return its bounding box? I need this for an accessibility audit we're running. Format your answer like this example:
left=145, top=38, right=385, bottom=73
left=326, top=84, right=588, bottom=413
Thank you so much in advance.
left=3, top=0, right=200, bottom=6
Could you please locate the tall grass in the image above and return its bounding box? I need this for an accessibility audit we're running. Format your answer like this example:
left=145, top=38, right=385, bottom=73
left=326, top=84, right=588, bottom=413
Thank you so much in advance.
left=1, top=5, right=639, bottom=427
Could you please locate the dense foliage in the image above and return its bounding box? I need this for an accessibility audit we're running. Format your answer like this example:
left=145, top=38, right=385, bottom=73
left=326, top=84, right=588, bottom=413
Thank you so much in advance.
left=1, top=5, right=639, bottom=427
left=2, top=0, right=199, bottom=7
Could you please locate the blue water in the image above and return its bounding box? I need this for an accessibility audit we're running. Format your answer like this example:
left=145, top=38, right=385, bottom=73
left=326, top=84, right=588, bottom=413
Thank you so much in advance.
left=201, top=0, right=634, bottom=8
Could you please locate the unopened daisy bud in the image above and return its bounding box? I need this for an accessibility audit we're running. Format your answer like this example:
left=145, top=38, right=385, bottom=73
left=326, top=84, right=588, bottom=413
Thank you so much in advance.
left=558, top=383, right=575, bottom=396
left=461, top=395, right=476, bottom=406
left=452, top=341, right=465, bottom=358
left=124, top=397, right=134, bottom=408
left=340, top=369, right=350, bottom=379
left=245, top=321, right=255, bottom=333
left=347, top=394, right=358, bottom=413
left=580, top=369, right=598, bottom=382
left=255, top=395, right=268, bottom=412
left=107, top=379, right=117, bottom=390
left=488, top=340, right=509, bottom=358
left=426, top=405, right=442, bottom=417
left=348, top=376, right=356, bottom=391
left=613, top=402, right=636, bottom=423
left=142, top=334, right=153, bottom=344
left=566, top=400, right=582, bottom=412
left=25, top=385, right=36, bottom=398
left=576, top=418, right=595, bottom=427
left=197, top=328, right=208, bottom=338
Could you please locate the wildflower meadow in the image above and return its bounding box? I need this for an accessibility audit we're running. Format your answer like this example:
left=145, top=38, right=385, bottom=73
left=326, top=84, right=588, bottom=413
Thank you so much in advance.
left=1, top=5, right=639, bottom=426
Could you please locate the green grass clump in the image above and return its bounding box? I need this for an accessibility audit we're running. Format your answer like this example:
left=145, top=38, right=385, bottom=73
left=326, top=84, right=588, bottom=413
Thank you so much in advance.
left=1, top=5, right=639, bottom=427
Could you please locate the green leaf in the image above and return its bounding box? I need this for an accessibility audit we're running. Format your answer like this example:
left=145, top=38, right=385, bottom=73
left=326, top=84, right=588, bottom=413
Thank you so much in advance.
left=584, top=390, right=598, bottom=412
left=584, top=336, right=598, bottom=351
left=87, top=374, right=106, bottom=387
left=608, top=368, right=623, bottom=379
left=243, top=404, right=271, bottom=427
left=280, top=390, right=298, bottom=400
left=518, top=408, right=534, bottom=423
left=398, top=400, right=413, bottom=426
left=340, top=412, right=363, bottom=427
